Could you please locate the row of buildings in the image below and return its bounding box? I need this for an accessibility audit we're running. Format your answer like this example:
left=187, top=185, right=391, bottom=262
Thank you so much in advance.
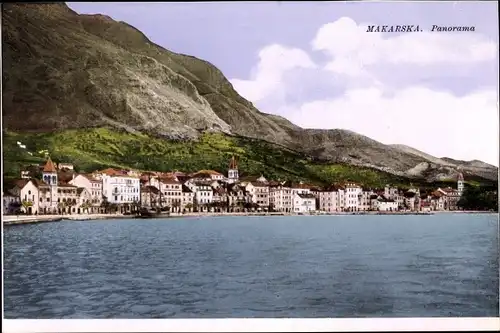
left=2, top=156, right=466, bottom=215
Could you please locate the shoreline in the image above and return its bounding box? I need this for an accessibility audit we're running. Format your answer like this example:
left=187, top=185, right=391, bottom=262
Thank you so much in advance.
left=2, top=210, right=496, bottom=225
left=2, top=213, right=126, bottom=226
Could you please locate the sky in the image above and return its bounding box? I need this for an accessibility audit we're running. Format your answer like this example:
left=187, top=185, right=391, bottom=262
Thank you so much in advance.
left=67, top=1, right=499, bottom=166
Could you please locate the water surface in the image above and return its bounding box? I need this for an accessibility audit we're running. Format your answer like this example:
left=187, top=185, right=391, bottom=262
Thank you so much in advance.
left=3, top=214, right=499, bottom=318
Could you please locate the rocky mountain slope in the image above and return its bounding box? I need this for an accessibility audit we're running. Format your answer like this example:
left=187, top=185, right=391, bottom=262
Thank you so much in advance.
left=2, top=3, right=497, bottom=182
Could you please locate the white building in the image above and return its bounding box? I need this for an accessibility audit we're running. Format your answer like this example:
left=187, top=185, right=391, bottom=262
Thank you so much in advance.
left=9, top=179, right=40, bottom=215
left=337, top=187, right=346, bottom=211
left=293, top=193, right=316, bottom=213
left=182, top=185, right=194, bottom=211
left=69, top=174, right=103, bottom=213
left=377, top=198, right=398, bottom=211
left=269, top=183, right=292, bottom=212
left=384, top=185, right=399, bottom=200
left=359, top=189, right=373, bottom=211
left=3, top=190, right=20, bottom=215
left=344, top=182, right=362, bottom=211
left=245, top=181, right=269, bottom=209
left=56, top=183, right=79, bottom=214
left=155, top=177, right=183, bottom=211
left=317, top=186, right=340, bottom=212
left=186, top=181, right=213, bottom=206
left=96, top=168, right=140, bottom=205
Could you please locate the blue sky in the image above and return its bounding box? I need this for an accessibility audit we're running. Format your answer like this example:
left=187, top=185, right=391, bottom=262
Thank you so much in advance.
left=68, top=2, right=499, bottom=166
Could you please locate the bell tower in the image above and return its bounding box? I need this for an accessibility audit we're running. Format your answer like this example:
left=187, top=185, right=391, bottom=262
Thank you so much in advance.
left=457, top=171, right=464, bottom=196
left=228, top=155, right=239, bottom=184
left=42, top=156, right=58, bottom=212
left=42, top=156, right=58, bottom=186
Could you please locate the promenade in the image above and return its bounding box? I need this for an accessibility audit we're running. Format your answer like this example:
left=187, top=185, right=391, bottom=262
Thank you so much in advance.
left=2, top=210, right=441, bottom=226
left=2, top=213, right=125, bottom=225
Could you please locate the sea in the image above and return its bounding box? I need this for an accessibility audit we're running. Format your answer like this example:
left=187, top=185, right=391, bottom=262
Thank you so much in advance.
left=3, top=214, right=499, bottom=318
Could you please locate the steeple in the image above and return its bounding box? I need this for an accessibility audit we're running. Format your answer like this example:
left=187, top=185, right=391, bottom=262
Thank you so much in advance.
left=457, top=169, right=464, bottom=195
left=42, top=156, right=58, bottom=186
left=43, top=156, right=57, bottom=173
left=228, top=155, right=239, bottom=184
left=229, top=155, right=238, bottom=170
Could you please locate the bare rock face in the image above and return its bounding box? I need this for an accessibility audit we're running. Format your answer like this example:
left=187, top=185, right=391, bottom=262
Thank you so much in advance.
left=2, top=3, right=231, bottom=139
left=2, top=3, right=497, bottom=182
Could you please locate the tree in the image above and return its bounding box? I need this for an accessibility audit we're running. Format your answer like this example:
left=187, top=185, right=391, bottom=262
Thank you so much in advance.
left=21, top=200, right=33, bottom=214
left=58, top=201, right=67, bottom=215
left=458, top=185, right=498, bottom=211
left=109, top=203, right=118, bottom=213
left=237, top=200, right=245, bottom=212
left=80, top=201, right=91, bottom=214
left=185, top=202, right=193, bottom=212
left=9, top=201, right=22, bottom=214
left=131, top=200, right=141, bottom=213
left=172, top=200, right=181, bottom=213
left=67, top=198, right=77, bottom=214
left=101, top=199, right=111, bottom=214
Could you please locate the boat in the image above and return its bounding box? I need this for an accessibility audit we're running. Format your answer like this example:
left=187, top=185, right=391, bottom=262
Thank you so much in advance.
left=135, top=207, right=171, bottom=219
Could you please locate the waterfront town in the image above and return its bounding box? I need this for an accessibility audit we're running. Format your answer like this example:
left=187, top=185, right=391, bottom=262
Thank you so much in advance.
left=2, top=155, right=470, bottom=217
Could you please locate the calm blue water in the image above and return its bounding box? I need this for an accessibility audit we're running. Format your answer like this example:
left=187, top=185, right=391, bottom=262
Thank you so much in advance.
left=3, top=214, right=499, bottom=318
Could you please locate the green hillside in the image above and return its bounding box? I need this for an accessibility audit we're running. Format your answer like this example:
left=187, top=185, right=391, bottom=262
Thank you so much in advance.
left=3, top=128, right=417, bottom=188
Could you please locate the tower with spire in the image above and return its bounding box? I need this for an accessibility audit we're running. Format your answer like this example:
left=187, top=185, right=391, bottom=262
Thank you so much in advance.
left=42, top=156, right=59, bottom=208
left=457, top=170, right=464, bottom=196
left=228, top=155, right=239, bottom=184
left=42, top=156, right=58, bottom=186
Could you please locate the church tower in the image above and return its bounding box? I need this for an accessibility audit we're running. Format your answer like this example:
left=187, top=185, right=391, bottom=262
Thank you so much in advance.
left=457, top=171, right=464, bottom=196
left=42, top=156, right=59, bottom=212
left=228, top=155, right=239, bottom=184
left=42, top=157, right=58, bottom=186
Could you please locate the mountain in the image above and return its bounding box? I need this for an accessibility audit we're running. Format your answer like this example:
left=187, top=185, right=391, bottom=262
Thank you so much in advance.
left=2, top=3, right=497, bottom=184
left=390, top=145, right=497, bottom=182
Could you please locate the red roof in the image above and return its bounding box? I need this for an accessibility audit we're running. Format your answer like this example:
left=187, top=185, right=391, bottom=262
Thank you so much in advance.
left=194, top=170, right=223, bottom=176
left=431, top=190, right=443, bottom=198
left=81, top=174, right=100, bottom=182
left=58, top=181, right=77, bottom=188
left=160, top=177, right=180, bottom=185
left=42, top=157, right=57, bottom=173
left=457, top=173, right=464, bottom=181
left=12, top=178, right=48, bottom=190
left=99, top=168, right=137, bottom=178
left=13, top=179, right=29, bottom=189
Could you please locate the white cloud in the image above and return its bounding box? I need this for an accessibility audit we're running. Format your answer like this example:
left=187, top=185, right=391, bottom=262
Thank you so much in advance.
left=229, top=17, right=499, bottom=166
left=286, top=88, right=498, bottom=166
left=230, top=44, right=316, bottom=102
left=312, top=17, right=497, bottom=69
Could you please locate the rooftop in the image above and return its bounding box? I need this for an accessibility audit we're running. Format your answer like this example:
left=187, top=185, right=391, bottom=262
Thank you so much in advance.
left=42, top=157, right=57, bottom=173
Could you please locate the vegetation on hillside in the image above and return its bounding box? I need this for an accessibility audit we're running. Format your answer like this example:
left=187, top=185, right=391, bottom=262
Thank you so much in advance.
left=5, top=128, right=426, bottom=188
left=457, top=184, right=498, bottom=211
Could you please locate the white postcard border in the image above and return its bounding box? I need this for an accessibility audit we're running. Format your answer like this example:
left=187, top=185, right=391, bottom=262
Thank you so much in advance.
left=2, top=318, right=500, bottom=332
